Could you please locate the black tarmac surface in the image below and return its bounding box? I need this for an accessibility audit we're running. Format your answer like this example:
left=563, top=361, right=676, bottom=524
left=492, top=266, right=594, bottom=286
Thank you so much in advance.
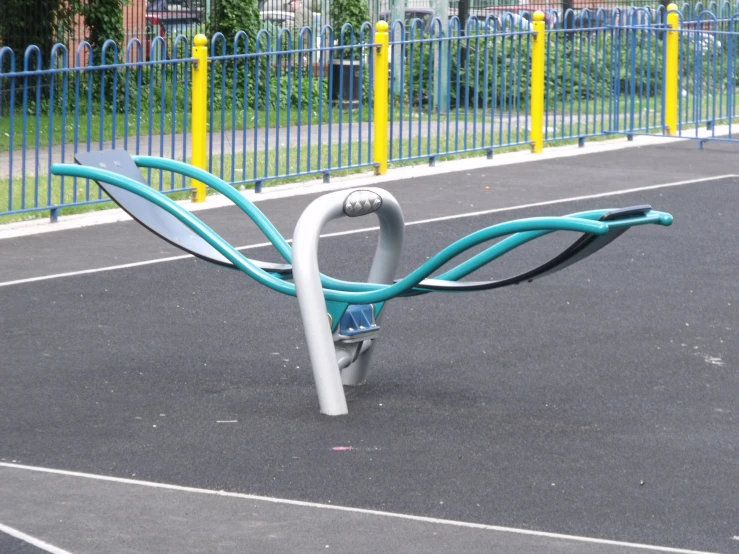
left=1, top=139, right=738, bottom=553
left=0, top=533, right=47, bottom=554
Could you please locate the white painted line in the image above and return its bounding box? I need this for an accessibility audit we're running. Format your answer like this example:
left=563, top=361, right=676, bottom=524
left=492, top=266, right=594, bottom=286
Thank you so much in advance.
left=0, top=462, right=719, bottom=554
left=0, top=241, right=266, bottom=288
left=0, top=522, right=74, bottom=554
left=403, top=174, right=736, bottom=227
left=0, top=254, right=192, bottom=288
left=0, top=173, right=733, bottom=290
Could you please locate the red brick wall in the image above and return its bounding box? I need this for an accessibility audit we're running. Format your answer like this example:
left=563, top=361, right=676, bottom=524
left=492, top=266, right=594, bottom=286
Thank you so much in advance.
left=67, top=0, right=148, bottom=65
left=123, top=0, right=148, bottom=45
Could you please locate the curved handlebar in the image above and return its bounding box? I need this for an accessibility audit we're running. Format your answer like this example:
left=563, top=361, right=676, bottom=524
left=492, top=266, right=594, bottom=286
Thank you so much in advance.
left=50, top=160, right=671, bottom=305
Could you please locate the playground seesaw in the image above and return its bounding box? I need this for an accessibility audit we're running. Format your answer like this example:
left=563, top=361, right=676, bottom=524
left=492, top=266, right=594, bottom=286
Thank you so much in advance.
left=51, top=150, right=673, bottom=416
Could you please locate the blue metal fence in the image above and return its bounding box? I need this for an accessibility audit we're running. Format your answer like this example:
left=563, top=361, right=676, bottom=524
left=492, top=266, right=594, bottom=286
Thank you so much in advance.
left=206, top=24, right=375, bottom=191
left=542, top=5, right=739, bottom=143
left=388, top=16, right=534, bottom=164
left=3, top=4, right=739, bottom=219
left=675, top=11, right=739, bottom=141
left=544, top=10, right=622, bottom=142
left=0, top=37, right=195, bottom=219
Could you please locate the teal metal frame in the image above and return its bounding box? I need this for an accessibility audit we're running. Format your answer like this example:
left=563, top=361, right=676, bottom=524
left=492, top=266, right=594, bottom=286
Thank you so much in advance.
left=51, top=153, right=673, bottom=415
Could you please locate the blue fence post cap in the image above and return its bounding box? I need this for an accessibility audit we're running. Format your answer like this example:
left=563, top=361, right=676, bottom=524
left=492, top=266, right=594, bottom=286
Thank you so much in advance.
left=533, top=11, right=545, bottom=22
left=194, top=34, right=208, bottom=47
left=376, top=21, right=389, bottom=32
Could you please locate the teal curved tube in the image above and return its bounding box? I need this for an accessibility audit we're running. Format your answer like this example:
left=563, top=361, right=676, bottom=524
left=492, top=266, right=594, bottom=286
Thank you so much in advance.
left=439, top=209, right=672, bottom=283
left=128, top=157, right=675, bottom=291
left=133, top=156, right=295, bottom=263
left=49, top=162, right=672, bottom=305
left=51, top=163, right=298, bottom=296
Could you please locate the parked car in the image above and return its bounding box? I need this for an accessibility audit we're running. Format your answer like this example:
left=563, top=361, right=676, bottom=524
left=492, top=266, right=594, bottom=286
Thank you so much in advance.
left=552, top=8, right=620, bottom=31
left=480, top=5, right=557, bottom=31
left=146, top=0, right=202, bottom=21
left=483, top=12, right=532, bottom=32
left=379, top=9, right=436, bottom=34
left=519, top=9, right=556, bottom=29
left=145, top=0, right=201, bottom=59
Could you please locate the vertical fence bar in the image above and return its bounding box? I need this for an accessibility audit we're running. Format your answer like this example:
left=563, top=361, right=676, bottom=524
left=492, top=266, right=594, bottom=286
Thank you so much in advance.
left=530, top=11, right=545, bottom=154
left=665, top=4, right=680, bottom=135
left=374, top=21, right=389, bottom=175
left=191, top=34, right=208, bottom=202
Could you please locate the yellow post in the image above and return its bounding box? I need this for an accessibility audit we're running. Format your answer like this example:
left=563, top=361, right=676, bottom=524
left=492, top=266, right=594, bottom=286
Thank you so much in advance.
left=191, top=34, right=208, bottom=202
left=373, top=21, right=389, bottom=175
left=664, top=4, right=679, bottom=136
left=530, top=11, right=545, bottom=154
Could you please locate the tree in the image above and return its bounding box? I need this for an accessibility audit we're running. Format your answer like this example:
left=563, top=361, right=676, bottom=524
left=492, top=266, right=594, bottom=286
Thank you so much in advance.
left=457, top=0, right=469, bottom=33
left=207, top=0, right=261, bottom=48
left=329, top=0, right=370, bottom=44
left=561, top=0, right=574, bottom=32
left=79, top=0, right=126, bottom=62
left=0, top=0, right=77, bottom=57
left=0, top=0, right=128, bottom=61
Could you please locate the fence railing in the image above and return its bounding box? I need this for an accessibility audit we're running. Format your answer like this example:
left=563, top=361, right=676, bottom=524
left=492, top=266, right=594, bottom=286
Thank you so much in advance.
left=387, top=17, right=535, bottom=163
left=2, top=3, right=739, bottom=219
left=205, top=25, right=376, bottom=193
left=0, top=38, right=196, bottom=218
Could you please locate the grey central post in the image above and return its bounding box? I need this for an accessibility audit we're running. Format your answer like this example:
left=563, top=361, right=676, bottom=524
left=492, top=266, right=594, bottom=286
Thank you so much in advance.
left=292, top=188, right=405, bottom=415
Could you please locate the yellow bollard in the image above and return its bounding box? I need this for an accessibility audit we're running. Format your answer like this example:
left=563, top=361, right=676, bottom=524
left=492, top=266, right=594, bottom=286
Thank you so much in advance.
left=373, top=21, right=389, bottom=175
left=530, top=11, right=545, bottom=154
left=664, top=4, right=679, bottom=136
left=191, top=34, right=208, bottom=202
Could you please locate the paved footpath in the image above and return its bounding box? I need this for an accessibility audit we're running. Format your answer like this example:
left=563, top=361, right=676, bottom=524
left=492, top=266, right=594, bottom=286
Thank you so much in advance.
left=1, top=110, right=603, bottom=179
